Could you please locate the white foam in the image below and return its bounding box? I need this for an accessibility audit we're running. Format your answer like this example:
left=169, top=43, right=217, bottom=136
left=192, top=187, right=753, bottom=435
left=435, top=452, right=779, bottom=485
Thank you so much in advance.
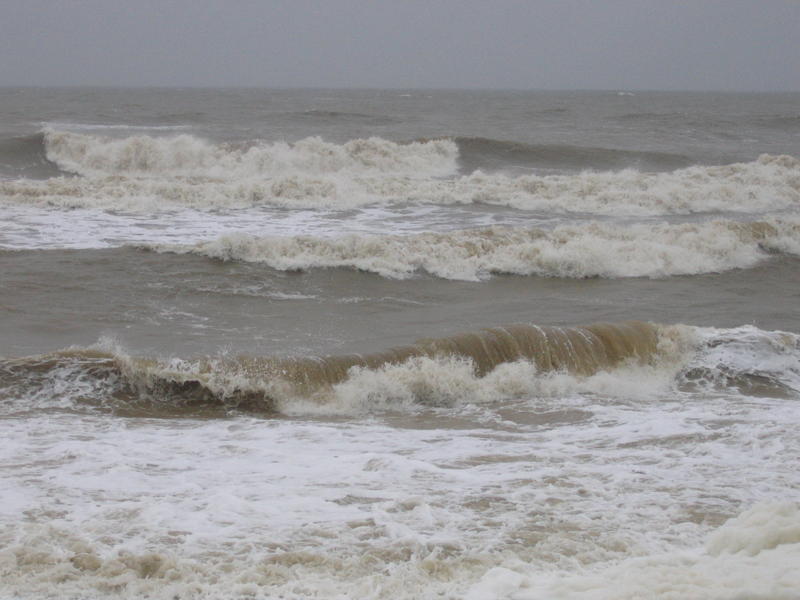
left=447, top=154, right=800, bottom=215
left=42, top=128, right=459, bottom=178
left=686, top=325, right=800, bottom=393
left=144, top=216, right=800, bottom=280
left=2, top=132, right=798, bottom=216
left=282, top=324, right=695, bottom=416
left=707, top=502, right=800, bottom=556
left=471, top=503, right=800, bottom=600
left=0, top=201, right=510, bottom=250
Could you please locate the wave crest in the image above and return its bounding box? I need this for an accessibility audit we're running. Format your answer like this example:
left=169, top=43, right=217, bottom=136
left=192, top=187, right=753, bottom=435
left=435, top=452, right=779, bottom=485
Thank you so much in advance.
left=142, top=217, right=800, bottom=280
left=42, top=129, right=459, bottom=178
left=4, top=148, right=798, bottom=215
left=3, top=323, right=799, bottom=418
left=1, top=321, right=665, bottom=417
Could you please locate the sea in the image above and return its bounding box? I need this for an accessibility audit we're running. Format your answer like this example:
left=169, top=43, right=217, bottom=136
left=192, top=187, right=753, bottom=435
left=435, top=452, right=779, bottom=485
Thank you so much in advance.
left=1, top=88, right=799, bottom=599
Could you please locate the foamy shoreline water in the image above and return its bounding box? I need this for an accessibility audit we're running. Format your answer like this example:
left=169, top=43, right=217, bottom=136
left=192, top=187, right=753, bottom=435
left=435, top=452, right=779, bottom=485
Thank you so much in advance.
left=2, top=323, right=799, bottom=599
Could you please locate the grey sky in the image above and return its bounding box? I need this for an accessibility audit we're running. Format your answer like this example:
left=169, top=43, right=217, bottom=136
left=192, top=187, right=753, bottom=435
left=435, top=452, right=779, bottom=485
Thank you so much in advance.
left=1, top=0, right=798, bottom=90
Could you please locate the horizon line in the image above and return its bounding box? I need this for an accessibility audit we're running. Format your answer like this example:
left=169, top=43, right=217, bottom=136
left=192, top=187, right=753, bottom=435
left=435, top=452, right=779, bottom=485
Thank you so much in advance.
left=2, top=84, right=799, bottom=94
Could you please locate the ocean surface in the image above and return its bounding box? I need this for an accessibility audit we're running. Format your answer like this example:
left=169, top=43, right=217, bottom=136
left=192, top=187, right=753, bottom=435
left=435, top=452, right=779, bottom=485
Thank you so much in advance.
left=1, top=88, right=799, bottom=599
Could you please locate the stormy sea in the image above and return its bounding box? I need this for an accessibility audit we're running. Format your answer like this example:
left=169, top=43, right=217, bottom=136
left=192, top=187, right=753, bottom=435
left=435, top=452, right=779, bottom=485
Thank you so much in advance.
left=1, top=88, right=799, bottom=599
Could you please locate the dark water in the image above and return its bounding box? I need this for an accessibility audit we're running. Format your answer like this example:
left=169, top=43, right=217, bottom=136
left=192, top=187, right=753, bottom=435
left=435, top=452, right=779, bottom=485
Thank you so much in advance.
left=2, top=247, right=799, bottom=358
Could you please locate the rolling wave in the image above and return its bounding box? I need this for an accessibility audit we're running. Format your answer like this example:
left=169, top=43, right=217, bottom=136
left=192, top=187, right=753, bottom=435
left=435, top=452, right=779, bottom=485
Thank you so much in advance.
left=0, top=321, right=663, bottom=417
left=2, top=157, right=797, bottom=216
left=2, top=322, right=798, bottom=418
left=41, top=128, right=458, bottom=178
left=1, top=130, right=797, bottom=217
left=0, top=134, right=795, bottom=215
left=142, top=218, right=800, bottom=281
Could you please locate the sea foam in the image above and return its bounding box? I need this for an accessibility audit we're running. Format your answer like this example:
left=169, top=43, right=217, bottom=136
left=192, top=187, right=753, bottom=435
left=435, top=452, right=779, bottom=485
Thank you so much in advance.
left=1, top=131, right=797, bottom=216
left=472, top=503, right=800, bottom=600
left=42, top=129, right=460, bottom=178
left=143, top=217, right=800, bottom=280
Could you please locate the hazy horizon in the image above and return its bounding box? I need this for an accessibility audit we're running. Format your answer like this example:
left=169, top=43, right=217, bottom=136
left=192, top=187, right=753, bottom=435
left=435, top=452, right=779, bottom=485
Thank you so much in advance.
left=3, top=85, right=800, bottom=93
left=2, top=0, right=798, bottom=92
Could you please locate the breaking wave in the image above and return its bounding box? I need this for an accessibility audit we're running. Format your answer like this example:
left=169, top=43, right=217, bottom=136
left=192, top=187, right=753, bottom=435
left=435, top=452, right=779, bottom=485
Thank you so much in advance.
left=451, top=153, right=800, bottom=215
left=0, top=321, right=672, bottom=417
left=142, top=217, right=800, bottom=280
left=0, top=130, right=796, bottom=215
left=2, top=322, right=798, bottom=598
left=0, top=132, right=64, bottom=179
left=2, top=321, right=798, bottom=418
left=41, top=128, right=459, bottom=178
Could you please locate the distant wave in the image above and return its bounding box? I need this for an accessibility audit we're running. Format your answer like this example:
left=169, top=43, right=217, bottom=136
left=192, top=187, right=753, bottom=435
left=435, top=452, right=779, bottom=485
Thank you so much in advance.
left=41, top=121, right=195, bottom=132
left=614, top=111, right=800, bottom=133
left=141, top=217, right=800, bottom=281
left=3, top=134, right=798, bottom=215
left=754, top=114, right=800, bottom=130
left=453, top=136, right=693, bottom=172
left=284, top=109, right=400, bottom=125
left=613, top=111, right=698, bottom=123
left=41, top=128, right=459, bottom=178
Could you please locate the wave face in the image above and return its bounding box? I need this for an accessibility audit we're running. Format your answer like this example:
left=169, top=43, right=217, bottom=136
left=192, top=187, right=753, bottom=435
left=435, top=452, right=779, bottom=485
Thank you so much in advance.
left=142, top=217, right=800, bottom=280
left=0, top=130, right=797, bottom=216
left=0, top=132, right=64, bottom=179
left=0, top=321, right=664, bottom=417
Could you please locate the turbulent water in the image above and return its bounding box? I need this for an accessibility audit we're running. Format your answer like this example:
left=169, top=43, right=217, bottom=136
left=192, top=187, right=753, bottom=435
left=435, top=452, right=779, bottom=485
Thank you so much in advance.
left=1, top=88, right=800, bottom=599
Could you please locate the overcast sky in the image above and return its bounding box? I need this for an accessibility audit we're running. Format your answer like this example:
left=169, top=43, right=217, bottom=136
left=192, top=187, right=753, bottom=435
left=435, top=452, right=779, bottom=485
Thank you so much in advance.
left=1, top=0, right=798, bottom=90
